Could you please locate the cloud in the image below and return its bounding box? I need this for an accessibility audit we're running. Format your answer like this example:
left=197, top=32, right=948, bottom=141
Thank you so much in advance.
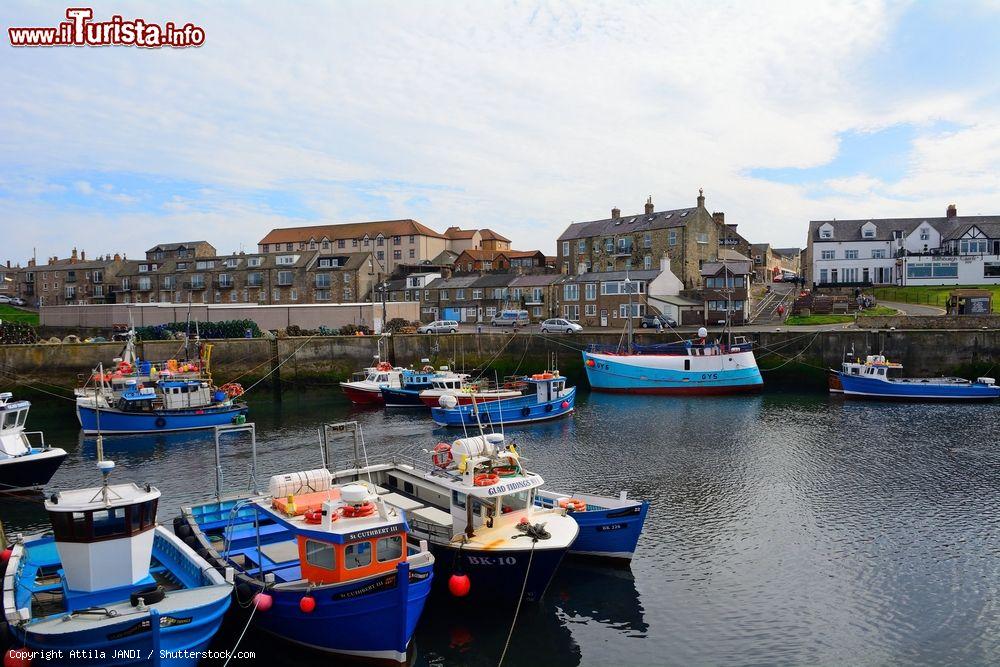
left=1, top=0, right=1000, bottom=261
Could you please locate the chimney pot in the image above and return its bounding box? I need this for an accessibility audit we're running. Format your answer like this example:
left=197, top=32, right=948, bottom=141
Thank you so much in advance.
left=713, top=212, right=725, bottom=225
left=80, top=250, right=86, bottom=261
left=697, top=188, right=705, bottom=208
left=611, top=207, right=621, bottom=219
left=947, top=203, right=957, bottom=218
left=644, top=197, right=654, bottom=215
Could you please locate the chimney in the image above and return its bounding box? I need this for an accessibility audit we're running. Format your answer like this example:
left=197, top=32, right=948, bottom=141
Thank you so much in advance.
left=697, top=188, right=705, bottom=208
left=27, top=258, right=35, bottom=268
left=70, top=247, right=78, bottom=263
left=947, top=203, right=957, bottom=218
left=644, top=196, right=654, bottom=215
left=611, top=207, right=620, bottom=220
left=659, top=254, right=670, bottom=272
left=5, top=261, right=9, bottom=268
left=113, top=253, right=121, bottom=261
left=51, top=256, right=58, bottom=263
left=713, top=212, right=725, bottom=225
left=80, top=250, right=86, bottom=261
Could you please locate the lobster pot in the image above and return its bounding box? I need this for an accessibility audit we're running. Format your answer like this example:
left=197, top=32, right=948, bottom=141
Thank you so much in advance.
left=268, top=469, right=331, bottom=498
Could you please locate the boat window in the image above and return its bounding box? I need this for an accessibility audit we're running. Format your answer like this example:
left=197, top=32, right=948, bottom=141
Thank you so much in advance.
left=403, top=481, right=414, bottom=494
left=684, top=359, right=690, bottom=371
left=878, top=368, right=886, bottom=376
left=377, top=374, right=388, bottom=383
left=345, top=541, right=372, bottom=569
left=376, top=535, right=403, bottom=562
left=92, top=508, right=127, bottom=538
left=0, top=412, right=10, bottom=430
left=49, top=510, right=92, bottom=542
left=305, top=539, right=336, bottom=570
left=16, top=410, right=27, bottom=428
left=851, top=368, right=860, bottom=375
left=501, top=490, right=530, bottom=513
left=452, top=490, right=466, bottom=510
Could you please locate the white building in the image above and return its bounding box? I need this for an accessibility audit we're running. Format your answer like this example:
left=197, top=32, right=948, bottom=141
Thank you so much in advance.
left=807, top=204, right=1000, bottom=286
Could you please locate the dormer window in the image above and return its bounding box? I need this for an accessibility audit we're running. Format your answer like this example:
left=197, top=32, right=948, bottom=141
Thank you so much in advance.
left=863, top=229, right=875, bottom=239
left=820, top=229, right=832, bottom=239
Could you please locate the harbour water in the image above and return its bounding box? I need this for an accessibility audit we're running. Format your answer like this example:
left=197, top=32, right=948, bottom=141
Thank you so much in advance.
left=4, top=389, right=1000, bottom=666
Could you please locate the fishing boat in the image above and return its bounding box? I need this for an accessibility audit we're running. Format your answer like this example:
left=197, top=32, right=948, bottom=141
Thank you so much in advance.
left=417, top=375, right=523, bottom=408
left=534, top=490, right=648, bottom=561
left=431, top=373, right=575, bottom=427
left=831, top=355, right=1000, bottom=401
left=177, top=424, right=434, bottom=663
left=340, top=361, right=405, bottom=405
left=381, top=366, right=464, bottom=408
left=0, top=393, right=67, bottom=493
left=76, top=375, right=248, bottom=435
left=321, top=424, right=579, bottom=604
left=3, top=455, right=231, bottom=665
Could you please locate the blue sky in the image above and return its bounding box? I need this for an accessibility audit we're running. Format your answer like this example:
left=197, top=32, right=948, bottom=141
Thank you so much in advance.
left=3, top=1, right=1000, bottom=262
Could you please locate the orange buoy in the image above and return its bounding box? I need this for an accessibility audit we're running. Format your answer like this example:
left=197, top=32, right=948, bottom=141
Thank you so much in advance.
left=473, top=473, right=500, bottom=487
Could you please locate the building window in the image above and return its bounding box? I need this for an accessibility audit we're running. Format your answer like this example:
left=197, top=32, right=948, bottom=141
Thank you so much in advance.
left=696, top=233, right=708, bottom=244
left=315, top=290, right=331, bottom=301
left=337, top=239, right=345, bottom=249
left=377, top=251, right=385, bottom=261
left=138, top=276, right=151, bottom=291
left=315, top=273, right=331, bottom=288
left=277, top=271, right=293, bottom=286
left=393, top=250, right=402, bottom=260
left=863, top=228, right=875, bottom=239
left=290, top=289, right=298, bottom=301
left=960, top=239, right=988, bottom=254
left=138, top=264, right=149, bottom=273
left=585, top=304, right=597, bottom=316
left=440, top=290, right=449, bottom=300
left=393, top=235, right=401, bottom=246
left=644, top=255, right=652, bottom=270
left=604, top=238, right=613, bottom=253
left=196, top=260, right=214, bottom=270
left=322, top=240, right=330, bottom=249
left=920, top=228, right=930, bottom=241
left=376, top=236, right=385, bottom=247
left=563, top=284, right=579, bottom=301
left=472, top=289, right=483, bottom=300
left=318, top=258, right=339, bottom=268
left=409, top=249, right=415, bottom=258
left=820, top=250, right=835, bottom=260
left=643, top=233, right=652, bottom=248
left=272, top=288, right=280, bottom=301
left=584, top=283, right=596, bottom=300
left=578, top=240, right=586, bottom=254
left=248, top=257, right=262, bottom=267
left=121, top=277, right=131, bottom=291
left=872, top=249, right=886, bottom=259
left=845, top=250, right=858, bottom=260
left=563, top=304, right=580, bottom=321
left=456, top=289, right=466, bottom=300
left=820, top=229, right=832, bottom=239
left=276, top=255, right=297, bottom=265
left=562, top=241, right=570, bottom=256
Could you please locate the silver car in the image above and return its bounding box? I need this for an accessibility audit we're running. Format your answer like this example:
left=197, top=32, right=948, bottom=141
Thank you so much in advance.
left=417, top=319, right=459, bottom=334
left=540, top=318, right=583, bottom=334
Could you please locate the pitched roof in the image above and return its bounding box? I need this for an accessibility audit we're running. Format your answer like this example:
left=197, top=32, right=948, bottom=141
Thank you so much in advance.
left=146, top=241, right=211, bottom=252
left=258, top=219, right=446, bottom=245
left=809, top=215, right=1000, bottom=243
left=455, top=249, right=501, bottom=261
left=479, top=229, right=510, bottom=242
left=508, top=274, right=561, bottom=287
left=557, top=207, right=701, bottom=241
left=469, top=273, right=517, bottom=288
left=771, top=247, right=801, bottom=256
left=501, top=250, right=545, bottom=259
left=424, top=275, right=480, bottom=290
left=558, top=269, right=661, bottom=284
left=700, top=261, right=752, bottom=276
left=443, top=227, right=478, bottom=240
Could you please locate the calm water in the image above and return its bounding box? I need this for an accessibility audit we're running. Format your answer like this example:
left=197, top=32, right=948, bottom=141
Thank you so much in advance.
left=5, top=389, right=1000, bottom=666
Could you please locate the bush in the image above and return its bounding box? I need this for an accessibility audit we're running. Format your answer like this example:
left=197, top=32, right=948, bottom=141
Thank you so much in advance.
left=384, top=318, right=411, bottom=333
left=134, top=319, right=262, bottom=341
left=338, top=324, right=372, bottom=336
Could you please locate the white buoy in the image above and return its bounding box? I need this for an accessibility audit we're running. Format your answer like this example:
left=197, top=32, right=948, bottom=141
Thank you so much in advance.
left=438, top=394, right=458, bottom=409
left=698, top=327, right=708, bottom=338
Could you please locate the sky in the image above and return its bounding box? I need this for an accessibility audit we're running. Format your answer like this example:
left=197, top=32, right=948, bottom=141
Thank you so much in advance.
left=3, top=0, right=1000, bottom=263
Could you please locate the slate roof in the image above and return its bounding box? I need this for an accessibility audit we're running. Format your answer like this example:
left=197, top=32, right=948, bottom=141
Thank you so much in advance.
left=809, top=215, right=1000, bottom=243
left=424, top=275, right=480, bottom=290
left=509, top=274, right=561, bottom=287
left=771, top=247, right=801, bottom=257
left=700, top=261, right=752, bottom=276
left=469, top=273, right=517, bottom=288
left=557, top=269, right=661, bottom=284
left=146, top=241, right=211, bottom=253
left=557, top=207, right=701, bottom=242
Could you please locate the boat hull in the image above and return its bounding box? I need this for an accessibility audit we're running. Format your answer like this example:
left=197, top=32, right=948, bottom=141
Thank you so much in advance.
left=428, top=541, right=568, bottom=604
left=76, top=403, right=248, bottom=435
left=380, top=387, right=427, bottom=408
left=582, top=350, right=763, bottom=395
left=431, top=387, right=576, bottom=427
left=418, top=391, right=520, bottom=408
left=535, top=493, right=648, bottom=561
left=838, top=372, right=1000, bottom=401
left=340, top=383, right=386, bottom=405
left=0, top=448, right=67, bottom=492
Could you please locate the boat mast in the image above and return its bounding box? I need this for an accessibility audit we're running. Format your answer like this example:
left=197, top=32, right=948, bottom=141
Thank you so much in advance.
left=625, top=273, right=634, bottom=351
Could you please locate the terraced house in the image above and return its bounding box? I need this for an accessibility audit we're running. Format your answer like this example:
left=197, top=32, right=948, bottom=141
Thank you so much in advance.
left=17, top=249, right=124, bottom=306
left=116, top=244, right=374, bottom=305
left=556, top=191, right=735, bottom=289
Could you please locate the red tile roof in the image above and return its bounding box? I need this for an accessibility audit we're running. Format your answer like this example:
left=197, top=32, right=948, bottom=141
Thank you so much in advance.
left=258, top=219, right=446, bottom=245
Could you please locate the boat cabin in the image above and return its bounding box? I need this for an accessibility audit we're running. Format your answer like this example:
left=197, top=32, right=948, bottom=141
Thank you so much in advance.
left=158, top=380, right=215, bottom=410
left=45, top=482, right=161, bottom=596
left=526, top=373, right=570, bottom=403
left=840, top=355, right=903, bottom=381
left=0, top=394, right=34, bottom=459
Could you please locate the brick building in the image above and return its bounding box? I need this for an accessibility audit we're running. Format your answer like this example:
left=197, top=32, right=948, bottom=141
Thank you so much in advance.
left=453, top=249, right=547, bottom=273
left=556, top=191, right=735, bottom=289
left=699, top=260, right=753, bottom=325
left=18, top=249, right=124, bottom=306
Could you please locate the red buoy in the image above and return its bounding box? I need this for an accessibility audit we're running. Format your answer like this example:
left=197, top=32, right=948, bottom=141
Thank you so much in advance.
left=586, top=359, right=595, bottom=367
left=4, top=649, right=30, bottom=667
left=299, top=595, right=316, bottom=613
left=1, top=548, right=12, bottom=563
left=448, top=573, right=471, bottom=597
left=253, top=592, right=273, bottom=611
left=561, top=401, right=570, bottom=409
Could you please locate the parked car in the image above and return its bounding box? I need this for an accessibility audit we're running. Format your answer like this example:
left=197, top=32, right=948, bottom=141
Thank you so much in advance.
left=417, top=320, right=459, bottom=334
left=0, top=295, right=11, bottom=305
left=490, top=309, right=529, bottom=327
left=639, top=314, right=677, bottom=329
left=8, top=297, right=26, bottom=307
left=540, top=318, right=583, bottom=334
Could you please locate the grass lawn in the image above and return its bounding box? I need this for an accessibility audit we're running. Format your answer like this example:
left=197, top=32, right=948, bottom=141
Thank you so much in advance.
left=784, top=314, right=855, bottom=326
left=873, top=285, right=1000, bottom=312
left=0, top=304, right=39, bottom=326
left=857, top=305, right=899, bottom=317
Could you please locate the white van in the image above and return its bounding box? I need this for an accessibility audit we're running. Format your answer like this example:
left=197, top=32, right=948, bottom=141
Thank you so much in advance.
left=490, top=310, right=529, bottom=327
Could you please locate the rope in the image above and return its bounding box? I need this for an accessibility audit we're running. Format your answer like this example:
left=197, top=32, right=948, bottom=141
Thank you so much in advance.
left=759, top=331, right=827, bottom=372
left=241, top=334, right=321, bottom=395
left=222, top=593, right=259, bottom=667
left=468, top=331, right=520, bottom=381
left=498, top=540, right=535, bottom=667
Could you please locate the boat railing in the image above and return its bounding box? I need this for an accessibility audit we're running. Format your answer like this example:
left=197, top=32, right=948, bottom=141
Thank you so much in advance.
left=21, top=431, right=47, bottom=450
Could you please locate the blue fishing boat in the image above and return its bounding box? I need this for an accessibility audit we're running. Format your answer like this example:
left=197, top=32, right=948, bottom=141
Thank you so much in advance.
left=76, top=379, right=248, bottom=434
left=431, top=373, right=575, bottom=426
left=178, top=424, right=434, bottom=663
left=583, top=332, right=763, bottom=395
left=381, top=366, right=463, bottom=408
left=535, top=490, right=648, bottom=561
left=0, top=393, right=67, bottom=493
left=3, top=461, right=231, bottom=666
left=832, top=355, right=1000, bottom=401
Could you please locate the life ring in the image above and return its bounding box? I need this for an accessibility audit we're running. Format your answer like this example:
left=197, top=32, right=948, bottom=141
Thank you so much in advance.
left=342, top=502, right=375, bottom=518
left=304, top=509, right=324, bottom=524
left=422, top=365, right=434, bottom=373
left=118, top=361, right=132, bottom=374
left=376, top=362, right=393, bottom=372
left=155, top=416, right=167, bottom=429
left=220, top=382, right=245, bottom=398
left=432, top=443, right=453, bottom=469
left=558, top=498, right=587, bottom=512
left=474, top=473, right=500, bottom=487
left=531, top=372, right=554, bottom=380
left=493, top=466, right=518, bottom=477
